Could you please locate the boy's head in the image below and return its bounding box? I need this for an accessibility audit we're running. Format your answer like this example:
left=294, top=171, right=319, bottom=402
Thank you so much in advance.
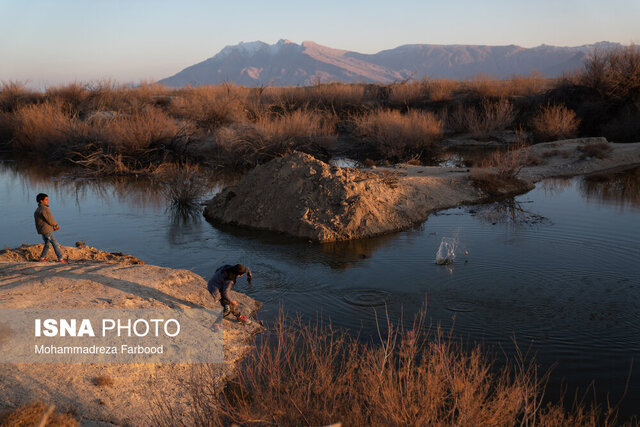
left=231, top=264, right=247, bottom=276
left=36, top=193, right=49, bottom=205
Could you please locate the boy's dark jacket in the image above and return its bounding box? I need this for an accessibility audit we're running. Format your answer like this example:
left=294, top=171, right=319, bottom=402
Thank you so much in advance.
left=34, top=204, right=58, bottom=235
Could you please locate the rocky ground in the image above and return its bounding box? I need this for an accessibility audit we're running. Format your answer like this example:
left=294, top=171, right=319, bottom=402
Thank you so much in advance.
left=0, top=247, right=262, bottom=426
left=204, top=138, right=640, bottom=242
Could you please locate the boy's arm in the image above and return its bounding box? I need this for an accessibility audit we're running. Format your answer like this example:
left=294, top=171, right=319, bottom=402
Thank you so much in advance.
left=42, top=207, right=59, bottom=229
left=221, top=280, right=234, bottom=302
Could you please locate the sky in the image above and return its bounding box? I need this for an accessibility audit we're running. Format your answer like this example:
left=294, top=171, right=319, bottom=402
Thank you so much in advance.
left=1, top=0, right=639, bottom=88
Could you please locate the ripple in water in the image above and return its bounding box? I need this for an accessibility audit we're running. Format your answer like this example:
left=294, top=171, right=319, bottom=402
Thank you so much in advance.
left=343, top=289, right=391, bottom=307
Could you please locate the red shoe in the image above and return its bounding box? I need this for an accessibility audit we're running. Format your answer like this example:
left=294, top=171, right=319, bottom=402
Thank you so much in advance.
left=58, top=259, right=68, bottom=263
left=38, top=258, right=47, bottom=262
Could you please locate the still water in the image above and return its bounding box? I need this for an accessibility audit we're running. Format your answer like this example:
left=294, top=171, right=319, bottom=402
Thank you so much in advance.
left=1, top=162, right=639, bottom=417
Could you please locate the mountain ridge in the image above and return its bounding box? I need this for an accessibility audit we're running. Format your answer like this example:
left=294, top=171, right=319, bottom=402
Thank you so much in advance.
left=159, top=40, right=620, bottom=87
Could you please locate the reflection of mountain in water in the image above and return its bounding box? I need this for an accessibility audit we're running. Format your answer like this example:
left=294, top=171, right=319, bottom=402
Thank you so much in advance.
left=581, top=167, right=640, bottom=211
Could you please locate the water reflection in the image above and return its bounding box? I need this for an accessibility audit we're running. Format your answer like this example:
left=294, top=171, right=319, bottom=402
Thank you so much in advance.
left=580, top=167, right=640, bottom=211
left=469, top=199, right=551, bottom=228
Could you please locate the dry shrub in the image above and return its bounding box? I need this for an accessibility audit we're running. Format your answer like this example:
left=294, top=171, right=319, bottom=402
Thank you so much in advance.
left=0, top=81, right=42, bottom=113
left=169, top=86, right=247, bottom=130
left=154, top=163, right=209, bottom=212
left=46, top=82, right=90, bottom=115
left=582, top=44, right=640, bottom=99
left=388, top=81, right=426, bottom=106
left=578, top=141, right=612, bottom=159
left=472, top=143, right=531, bottom=195
left=465, top=73, right=554, bottom=98
left=355, top=109, right=443, bottom=161
left=150, top=308, right=618, bottom=426
left=531, top=103, right=580, bottom=142
left=306, top=83, right=366, bottom=110
left=214, top=110, right=335, bottom=168
left=0, top=401, right=78, bottom=426
left=423, top=78, right=459, bottom=101
left=450, top=98, right=515, bottom=138
left=11, top=101, right=75, bottom=153
left=92, top=375, right=113, bottom=387
left=90, top=107, right=181, bottom=153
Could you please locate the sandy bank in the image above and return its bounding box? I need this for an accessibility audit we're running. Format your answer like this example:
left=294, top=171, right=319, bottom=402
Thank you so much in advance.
left=204, top=139, right=640, bottom=242
left=0, top=246, right=262, bottom=426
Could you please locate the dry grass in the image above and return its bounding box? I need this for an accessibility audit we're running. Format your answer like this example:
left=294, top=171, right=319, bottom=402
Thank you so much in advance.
left=388, top=81, right=427, bottom=106
left=354, top=109, right=444, bottom=161
left=0, top=401, right=78, bottom=427
left=531, top=103, right=580, bottom=142
left=578, top=141, right=612, bottom=159
left=92, top=375, right=114, bottom=387
left=450, top=98, right=515, bottom=138
left=150, top=308, right=619, bottom=426
left=11, top=101, right=76, bottom=154
left=169, top=86, right=247, bottom=130
left=213, top=110, right=336, bottom=168
left=0, top=81, right=42, bottom=113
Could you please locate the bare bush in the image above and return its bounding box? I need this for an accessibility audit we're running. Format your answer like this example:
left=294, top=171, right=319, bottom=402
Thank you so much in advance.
left=11, top=101, right=75, bottom=154
left=354, top=109, right=443, bottom=161
left=471, top=143, right=532, bottom=195
left=154, top=163, right=210, bottom=214
left=213, top=110, right=335, bottom=168
left=423, top=78, right=459, bottom=101
left=150, top=308, right=618, bottom=426
left=450, top=98, right=515, bottom=138
left=169, top=86, right=247, bottom=130
left=0, top=81, right=42, bottom=113
left=582, top=44, right=640, bottom=99
left=388, top=81, right=426, bottom=106
left=531, top=103, right=580, bottom=142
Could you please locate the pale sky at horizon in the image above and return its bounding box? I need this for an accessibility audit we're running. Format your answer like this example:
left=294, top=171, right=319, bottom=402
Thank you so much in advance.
left=1, top=0, right=639, bottom=88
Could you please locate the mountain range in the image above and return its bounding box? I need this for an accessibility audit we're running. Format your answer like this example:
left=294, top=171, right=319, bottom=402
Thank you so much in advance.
left=159, top=39, right=618, bottom=87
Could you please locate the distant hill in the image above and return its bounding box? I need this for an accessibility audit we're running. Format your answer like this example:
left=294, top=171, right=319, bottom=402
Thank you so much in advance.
left=159, top=39, right=619, bottom=87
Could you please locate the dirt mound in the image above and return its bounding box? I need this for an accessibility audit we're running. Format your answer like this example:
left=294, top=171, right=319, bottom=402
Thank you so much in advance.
left=204, top=152, right=428, bottom=241
left=0, top=243, right=145, bottom=264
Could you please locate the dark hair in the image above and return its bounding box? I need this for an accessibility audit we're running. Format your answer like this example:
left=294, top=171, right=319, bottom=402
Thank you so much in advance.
left=36, top=193, right=48, bottom=203
left=231, top=264, right=247, bottom=275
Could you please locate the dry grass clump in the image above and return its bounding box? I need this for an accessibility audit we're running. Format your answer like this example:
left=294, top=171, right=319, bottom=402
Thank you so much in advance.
left=45, top=82, right=90, bottom=115
left=450, top=98, right=515, bottom=138
left=0, top=81, right=42, bottom=113
left=92, top=375, right=114, bottom=387
left=355, top=109, right=443, bottom=161
left=169, top=86, right=247, bottom=130
left=213, top=110, right=336, bottom=168
left=423, top=78, right=460, bottom=101
left=578, top=141, right=612, bottom=159
left=582, top=44, right=640, bottom=99
left=531, top=103, right=580, bottom=142
left=465, top=73, right=553, bottom=98
left=151, top=308, right=618, bottom=426
left=154, top=163, right=210, bottom=214
left=0, top=401, right=78, bottom=427
left=11, top=101, right=76, bottom=153
left=472, top=143, right=532, bottom=195
left=388, top=81, right=427, bottom=106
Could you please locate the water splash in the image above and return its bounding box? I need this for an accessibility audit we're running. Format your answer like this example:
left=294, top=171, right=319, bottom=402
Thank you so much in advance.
left=435, top=237, right=458, bottom=265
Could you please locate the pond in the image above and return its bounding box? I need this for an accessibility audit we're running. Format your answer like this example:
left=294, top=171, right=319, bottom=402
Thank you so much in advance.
left=1, top=161, right=639, bottom=418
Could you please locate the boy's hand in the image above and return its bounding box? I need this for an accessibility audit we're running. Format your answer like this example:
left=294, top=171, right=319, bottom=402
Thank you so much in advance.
left=231, top=301, right=238, bottom=306
left=54, top=225, right=60, bottom=231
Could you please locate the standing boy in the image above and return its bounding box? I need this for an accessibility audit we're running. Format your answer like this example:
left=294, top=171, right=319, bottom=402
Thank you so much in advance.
left=34, top=193, right=67, bottom=263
